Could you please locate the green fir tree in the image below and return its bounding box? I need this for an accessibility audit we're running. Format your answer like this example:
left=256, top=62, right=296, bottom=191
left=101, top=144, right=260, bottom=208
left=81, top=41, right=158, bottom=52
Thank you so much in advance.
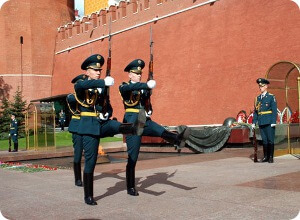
left=10, top=87, right=27, bottom=138
left=0, top=97, right=13, bottom=139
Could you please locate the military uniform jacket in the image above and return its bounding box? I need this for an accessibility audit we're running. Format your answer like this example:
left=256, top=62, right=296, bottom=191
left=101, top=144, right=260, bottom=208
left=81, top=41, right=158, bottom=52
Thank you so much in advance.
left=119, top=81, right=152, bottom=111
left=74, top=78, right=112, bottom=136
left=59, top=112, right=66, bottom=123
left=10, top=119, right=18, bottom=135
left=66, top=93, right=80, bottom=134
left=253, top=92, right=277, bottom=126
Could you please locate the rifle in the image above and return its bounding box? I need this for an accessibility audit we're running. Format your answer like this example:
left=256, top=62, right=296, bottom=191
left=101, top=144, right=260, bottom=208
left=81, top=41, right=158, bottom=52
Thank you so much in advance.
left=148, top=26, right=154, bottom=81
left=8, top=135, right=11, bottom=152
left=102, top=17, right=112, bottom=115
left=253, top=127, right=258, bottom=162
left=145, top=26, right=153, bottom=113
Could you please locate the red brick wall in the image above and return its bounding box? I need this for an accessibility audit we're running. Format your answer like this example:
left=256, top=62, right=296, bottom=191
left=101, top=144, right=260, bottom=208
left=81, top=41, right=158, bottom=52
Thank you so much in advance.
left=52, top=0, right=300, bottom=125
left=0, top=0, right=74, bottom=102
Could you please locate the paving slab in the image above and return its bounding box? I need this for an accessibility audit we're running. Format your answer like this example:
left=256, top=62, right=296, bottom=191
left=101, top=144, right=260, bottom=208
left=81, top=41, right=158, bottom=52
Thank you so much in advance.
left=0, top=148, right=299, bottom=220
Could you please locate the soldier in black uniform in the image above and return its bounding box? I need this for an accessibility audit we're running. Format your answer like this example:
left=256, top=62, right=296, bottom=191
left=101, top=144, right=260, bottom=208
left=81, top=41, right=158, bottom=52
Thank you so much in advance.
left=74, top=54, right=143, bottom=205
left=66, top=75, right=86, bottom=187
left=252, top=78, right=277, bottom=163
left=119, top=59, right=190, bottom=196
left=9, top=114, right=18, bottom=152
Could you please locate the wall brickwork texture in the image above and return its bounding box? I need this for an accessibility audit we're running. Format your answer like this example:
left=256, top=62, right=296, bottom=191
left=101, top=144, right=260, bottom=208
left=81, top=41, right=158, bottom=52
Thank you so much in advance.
left=53, top=0, right=300, bottom=125
left=1, top=0, right=299, bottom=126
left=0, top=0, right=74, bottom=102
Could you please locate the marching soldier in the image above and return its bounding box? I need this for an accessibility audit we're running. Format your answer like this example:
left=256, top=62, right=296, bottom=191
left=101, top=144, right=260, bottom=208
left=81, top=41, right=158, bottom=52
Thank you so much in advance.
left=252, top=78, right=277, bottom=163
left=9, top=114, right=18, bottom=152
left=74, top=54, right=143, bottom=205
left=66, top=75, right=85, bottom=187
left=119, top=59, right=190, bottom=196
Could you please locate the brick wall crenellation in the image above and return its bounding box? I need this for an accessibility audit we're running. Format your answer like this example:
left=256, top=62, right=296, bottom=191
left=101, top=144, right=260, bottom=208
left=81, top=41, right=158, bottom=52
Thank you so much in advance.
left=52, top=0, right=300, bottom=125
left=55, top=0, right=202, bottom=52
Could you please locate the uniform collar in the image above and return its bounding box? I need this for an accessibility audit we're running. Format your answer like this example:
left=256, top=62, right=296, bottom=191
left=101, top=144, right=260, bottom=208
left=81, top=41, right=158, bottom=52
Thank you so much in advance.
left=260, top=91, right=268, bottom=98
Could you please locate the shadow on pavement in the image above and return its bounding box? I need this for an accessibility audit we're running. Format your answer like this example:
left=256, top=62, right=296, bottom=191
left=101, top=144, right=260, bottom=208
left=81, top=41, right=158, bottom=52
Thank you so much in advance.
left=94, top=169, right=197, bottom=201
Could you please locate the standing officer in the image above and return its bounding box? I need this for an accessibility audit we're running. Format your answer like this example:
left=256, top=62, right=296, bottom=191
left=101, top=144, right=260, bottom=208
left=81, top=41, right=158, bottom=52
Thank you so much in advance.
left=59, top=110, right=66, bottom=131
left=119, top=59, right=190, bottom=196
left=252, top=78, right=277, bottom=163
left=74, top=54, right=143, bottom=205
left=66, top=74, right=86, bottom=187
left=9, top=114, right=18, bottom=152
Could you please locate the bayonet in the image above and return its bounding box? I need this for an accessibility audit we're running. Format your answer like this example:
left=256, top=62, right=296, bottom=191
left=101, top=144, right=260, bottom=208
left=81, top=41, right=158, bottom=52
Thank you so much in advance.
left=145, top=26, right=154, bottom=113
left=102, top=16, right=112, bottom=115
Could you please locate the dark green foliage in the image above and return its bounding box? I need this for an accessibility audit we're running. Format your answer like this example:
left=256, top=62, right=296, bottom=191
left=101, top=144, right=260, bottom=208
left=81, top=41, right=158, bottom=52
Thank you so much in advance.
left=0, top=87, right=27, bottom=139
left=11, top=87, right=27, bottom=138
left=0, top=97, right=12, bottom=139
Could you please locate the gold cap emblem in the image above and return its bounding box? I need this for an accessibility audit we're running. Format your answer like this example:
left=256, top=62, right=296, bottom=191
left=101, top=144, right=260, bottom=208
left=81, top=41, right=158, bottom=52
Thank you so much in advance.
left=137, top=66, right=141, bottom=70
left=138, top=60, right=142, bottom=64
left=96, top=63, right=100, bottom=67
left=97, top=55, right=101, bottom=60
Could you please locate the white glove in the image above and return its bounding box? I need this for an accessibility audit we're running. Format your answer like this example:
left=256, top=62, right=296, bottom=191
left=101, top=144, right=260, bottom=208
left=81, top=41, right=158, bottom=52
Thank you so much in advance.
left=271, top=124, right=276, bottom=127
left=8, top=134, right=11, bottom=137
left=251, top=124, right=255, bottom=129
left=97, top=88, right=102, bottom=93
left=14, top=134, right=17, bottom=136
left=99, top=112, right=109, bottom=120
left=147, top=80, right=156, bottom=89
left=104, top=76, right=114, bottom=86
left=145, top=110, right=152, bottom=117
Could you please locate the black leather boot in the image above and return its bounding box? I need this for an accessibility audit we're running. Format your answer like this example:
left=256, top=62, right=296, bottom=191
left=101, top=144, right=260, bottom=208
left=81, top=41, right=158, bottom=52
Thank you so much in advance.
left=126, top=163, right=139, bottom=196
left=73, top=163, right=82, bottom=187
left=12, top=143, right=18, bottom=152
left=161, top=130, right=179, bottom=144
left=83, top=173, right=97, bottom=205
left=268, top=144, right=274, bottom=163
left=119, top=111, right=145, bottom=136
left=136, top=109, right=147, bottom=136
left=119, top=123, right=136, bottom=135
left=161, top=127, right=191, bottom=150
left=260, top=144, right=269, bottom=162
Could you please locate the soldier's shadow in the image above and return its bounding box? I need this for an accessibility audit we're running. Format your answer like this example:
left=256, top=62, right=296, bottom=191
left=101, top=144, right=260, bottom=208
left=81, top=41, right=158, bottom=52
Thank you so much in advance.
left=94, top=170, right=197, bottom=201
